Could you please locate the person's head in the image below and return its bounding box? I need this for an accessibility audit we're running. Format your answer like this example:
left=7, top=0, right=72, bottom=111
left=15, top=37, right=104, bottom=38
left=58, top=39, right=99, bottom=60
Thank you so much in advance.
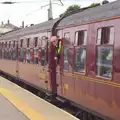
left=50, top=36, right=58, bottom=46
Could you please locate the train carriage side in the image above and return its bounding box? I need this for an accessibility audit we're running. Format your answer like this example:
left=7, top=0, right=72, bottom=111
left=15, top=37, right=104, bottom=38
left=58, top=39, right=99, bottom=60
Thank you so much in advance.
left=55, top=1, right=120, bottom=120
left=0, top=19, right=58, bottom=94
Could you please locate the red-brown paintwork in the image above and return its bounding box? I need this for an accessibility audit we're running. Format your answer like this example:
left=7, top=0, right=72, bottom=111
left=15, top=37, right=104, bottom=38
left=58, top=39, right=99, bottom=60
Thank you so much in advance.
left=56, top=18, right=120, bottom=120
left=1, top=16, right=120, bottom=120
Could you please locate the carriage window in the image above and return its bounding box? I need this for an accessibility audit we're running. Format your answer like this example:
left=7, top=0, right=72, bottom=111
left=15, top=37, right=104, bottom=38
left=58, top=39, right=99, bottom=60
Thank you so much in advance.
left=64, top=33, right=70, bottom=41
left=9, top=41, right=11, bottom=48
left=97, top=27, right=114, bottom=45
left=64, top=48, right=69, bottom=71
left=41, top=40, right=46, bottom=48
left=75, top=30, right=87, bottom=46
left=5, top=42, right=7, bottom=47
left=26, top=49, right=30, bottom=63
left=2, top=42, right=4, bottom=48
left=19, top=48, right=24, bottom=62
left=41, top=49, right=45, bottom=66
left=96, top=27, right=114, bottom=79
left=12, top=49, right=17, bottom=60
left=0, top=43, right=2, bottom=58
left=27, top=38, right=30, bottom=47
left=34, top=49, right=39, bottom=64
left=74, top=47, right=86, bottom=72
left=34, top=37, right=38, bottom=47
left=20, top=39, right=23, bottom=47
left=96, top=47, right=113, bottom=78
left=13, top=41, right=15, bottom=47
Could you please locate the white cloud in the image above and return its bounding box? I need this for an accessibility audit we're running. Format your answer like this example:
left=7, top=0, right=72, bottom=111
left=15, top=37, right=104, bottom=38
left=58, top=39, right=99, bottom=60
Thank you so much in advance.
left=0, top=0, right=116, bottom=27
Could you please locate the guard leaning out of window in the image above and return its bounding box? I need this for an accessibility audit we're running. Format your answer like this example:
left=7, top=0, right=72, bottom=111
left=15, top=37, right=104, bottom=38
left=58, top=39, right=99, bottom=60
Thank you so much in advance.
left=50, top=36, right=63, bottom=64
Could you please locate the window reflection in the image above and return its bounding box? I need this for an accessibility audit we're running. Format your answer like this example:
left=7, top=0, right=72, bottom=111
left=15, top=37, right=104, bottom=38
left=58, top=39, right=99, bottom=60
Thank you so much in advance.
left=64, top=48, right=69, bottom=71
left=96, top=46, right=113, bottom=78
left=74, top=47, right=86, bottom=72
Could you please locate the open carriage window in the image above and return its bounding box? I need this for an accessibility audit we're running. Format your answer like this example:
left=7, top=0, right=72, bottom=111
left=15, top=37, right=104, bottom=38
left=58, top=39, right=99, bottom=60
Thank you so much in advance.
left=75, top=30, right=87, bottom=46
left=27, top=38, right=30, bottom=47
left=9, top=41, right=11, bottom=48
left=97, top=27, right=114, bottom=45
left=74, top=30, right=87, bottom=73
left=96, top=26, right=114, bottom=79
left=20, top=39, right=23, bottom=47
left=5, top=42, right=7, bottom=48
left=13, top=40, right=15, bottom=48
left=34, top=37, right=38, bottom=47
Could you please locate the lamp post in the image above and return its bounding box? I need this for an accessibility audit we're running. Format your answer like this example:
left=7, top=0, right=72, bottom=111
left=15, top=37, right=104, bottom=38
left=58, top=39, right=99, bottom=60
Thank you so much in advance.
left=41, top=0, right=64, bottom=20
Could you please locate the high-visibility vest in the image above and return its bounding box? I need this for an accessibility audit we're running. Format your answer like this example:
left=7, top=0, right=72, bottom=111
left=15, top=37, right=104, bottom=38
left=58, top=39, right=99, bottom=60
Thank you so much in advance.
left=56, top=40, right=62, bottom=55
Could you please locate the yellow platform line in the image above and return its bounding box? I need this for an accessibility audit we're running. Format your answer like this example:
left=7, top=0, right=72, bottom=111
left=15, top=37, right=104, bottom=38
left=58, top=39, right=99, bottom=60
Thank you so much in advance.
left=0, top=88, right=47, bottom=120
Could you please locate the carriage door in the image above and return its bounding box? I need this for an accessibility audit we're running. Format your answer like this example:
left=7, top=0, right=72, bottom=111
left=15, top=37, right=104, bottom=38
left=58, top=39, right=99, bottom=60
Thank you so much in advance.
left=56, top=30, right=75, bottom=99
left=39, top=37, right=48, bottom=90
left=55, top=30, right=64, bottom=96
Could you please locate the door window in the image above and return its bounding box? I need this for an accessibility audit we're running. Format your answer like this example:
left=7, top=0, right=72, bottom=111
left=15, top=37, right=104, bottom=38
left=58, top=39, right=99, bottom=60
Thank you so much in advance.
left=64, top=47, right=69, bottom=71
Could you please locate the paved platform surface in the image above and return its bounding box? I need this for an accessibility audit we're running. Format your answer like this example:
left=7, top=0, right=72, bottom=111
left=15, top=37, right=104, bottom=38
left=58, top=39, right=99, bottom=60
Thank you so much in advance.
left=0, top=94, right=29, bottom=120
left=0, top=76, right=79, bottom=120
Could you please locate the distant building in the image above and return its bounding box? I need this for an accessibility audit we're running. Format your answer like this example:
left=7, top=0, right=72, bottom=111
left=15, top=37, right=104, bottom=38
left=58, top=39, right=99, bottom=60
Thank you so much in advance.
left=0, top=20, right=18, bottom=35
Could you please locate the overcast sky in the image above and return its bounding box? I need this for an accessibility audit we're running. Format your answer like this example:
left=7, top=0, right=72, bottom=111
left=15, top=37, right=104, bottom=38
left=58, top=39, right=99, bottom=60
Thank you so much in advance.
left=0, top=0, right=116, bottom=27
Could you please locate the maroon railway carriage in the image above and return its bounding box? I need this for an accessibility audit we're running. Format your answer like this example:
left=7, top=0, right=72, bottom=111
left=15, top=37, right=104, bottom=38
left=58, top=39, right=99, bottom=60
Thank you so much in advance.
left=52, top=1, right=120, bottom=120
left=0, top=1, right=120, bottom=120
left=0, top=19, right=58, bottom=94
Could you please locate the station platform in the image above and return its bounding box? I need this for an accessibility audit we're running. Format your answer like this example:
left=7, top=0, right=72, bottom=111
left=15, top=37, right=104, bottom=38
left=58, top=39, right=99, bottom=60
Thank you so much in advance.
left=0, top=76, right=79, bottom=120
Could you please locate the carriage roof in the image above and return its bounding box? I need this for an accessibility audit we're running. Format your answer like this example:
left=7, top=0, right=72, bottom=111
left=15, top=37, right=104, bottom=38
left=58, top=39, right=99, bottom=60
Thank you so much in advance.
left=0, top=18, right=58, bottom=40
left=57, top=0, right=120, bottom=28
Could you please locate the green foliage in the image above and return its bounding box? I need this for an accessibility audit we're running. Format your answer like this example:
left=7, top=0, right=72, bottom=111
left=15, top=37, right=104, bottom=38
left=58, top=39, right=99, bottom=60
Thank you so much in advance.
left=64, top=5, right=80, bottom=14
left=88, top=3, right=100, bottom=8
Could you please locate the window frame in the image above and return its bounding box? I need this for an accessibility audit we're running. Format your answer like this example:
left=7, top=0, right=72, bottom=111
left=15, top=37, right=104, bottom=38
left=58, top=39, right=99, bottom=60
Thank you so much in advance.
left=27, top=38, right=30, bottom=48
left=13, top=40, right=15, bottom=48
left=64, top=32, right=72, bottom=45
left=95, top=26, right=115, bottom=80
left=2, top=42, right=4, bottom=48
left=20, top=39, right=23, bottom=48
left=74, top=30, right=87, bottom=75
left=41, top=36, right=47, bottom=48
left=74, top=30, right=87, bottom=46
left=9, top=41, right=11, bottom=48
left=63, top=46, right=69, bottom=72
left=34, top=37, right=38, bottom=47
left=96, top=26, right=115, bottom=45
left=5, top=42, right=7, bottom=48
left=64, top=32, right=70, bottom=41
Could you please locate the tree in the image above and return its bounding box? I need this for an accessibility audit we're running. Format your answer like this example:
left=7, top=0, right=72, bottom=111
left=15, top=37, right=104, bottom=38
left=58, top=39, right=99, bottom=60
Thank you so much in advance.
left=88, top=3, right=100, bottom=8
left=59, top=4, right=80, bottom=17
left=102, top=0, right=109, bottom=4
left=64, top=4, right=81, bottom=14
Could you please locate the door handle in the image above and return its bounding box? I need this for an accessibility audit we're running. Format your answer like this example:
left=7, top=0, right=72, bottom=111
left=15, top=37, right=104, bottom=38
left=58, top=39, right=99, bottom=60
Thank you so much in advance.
left=60, top=72, right=63, bottom=75
left=45, top=80, right=48, bottom=83
left=47, top=69, right=52, bottom=72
